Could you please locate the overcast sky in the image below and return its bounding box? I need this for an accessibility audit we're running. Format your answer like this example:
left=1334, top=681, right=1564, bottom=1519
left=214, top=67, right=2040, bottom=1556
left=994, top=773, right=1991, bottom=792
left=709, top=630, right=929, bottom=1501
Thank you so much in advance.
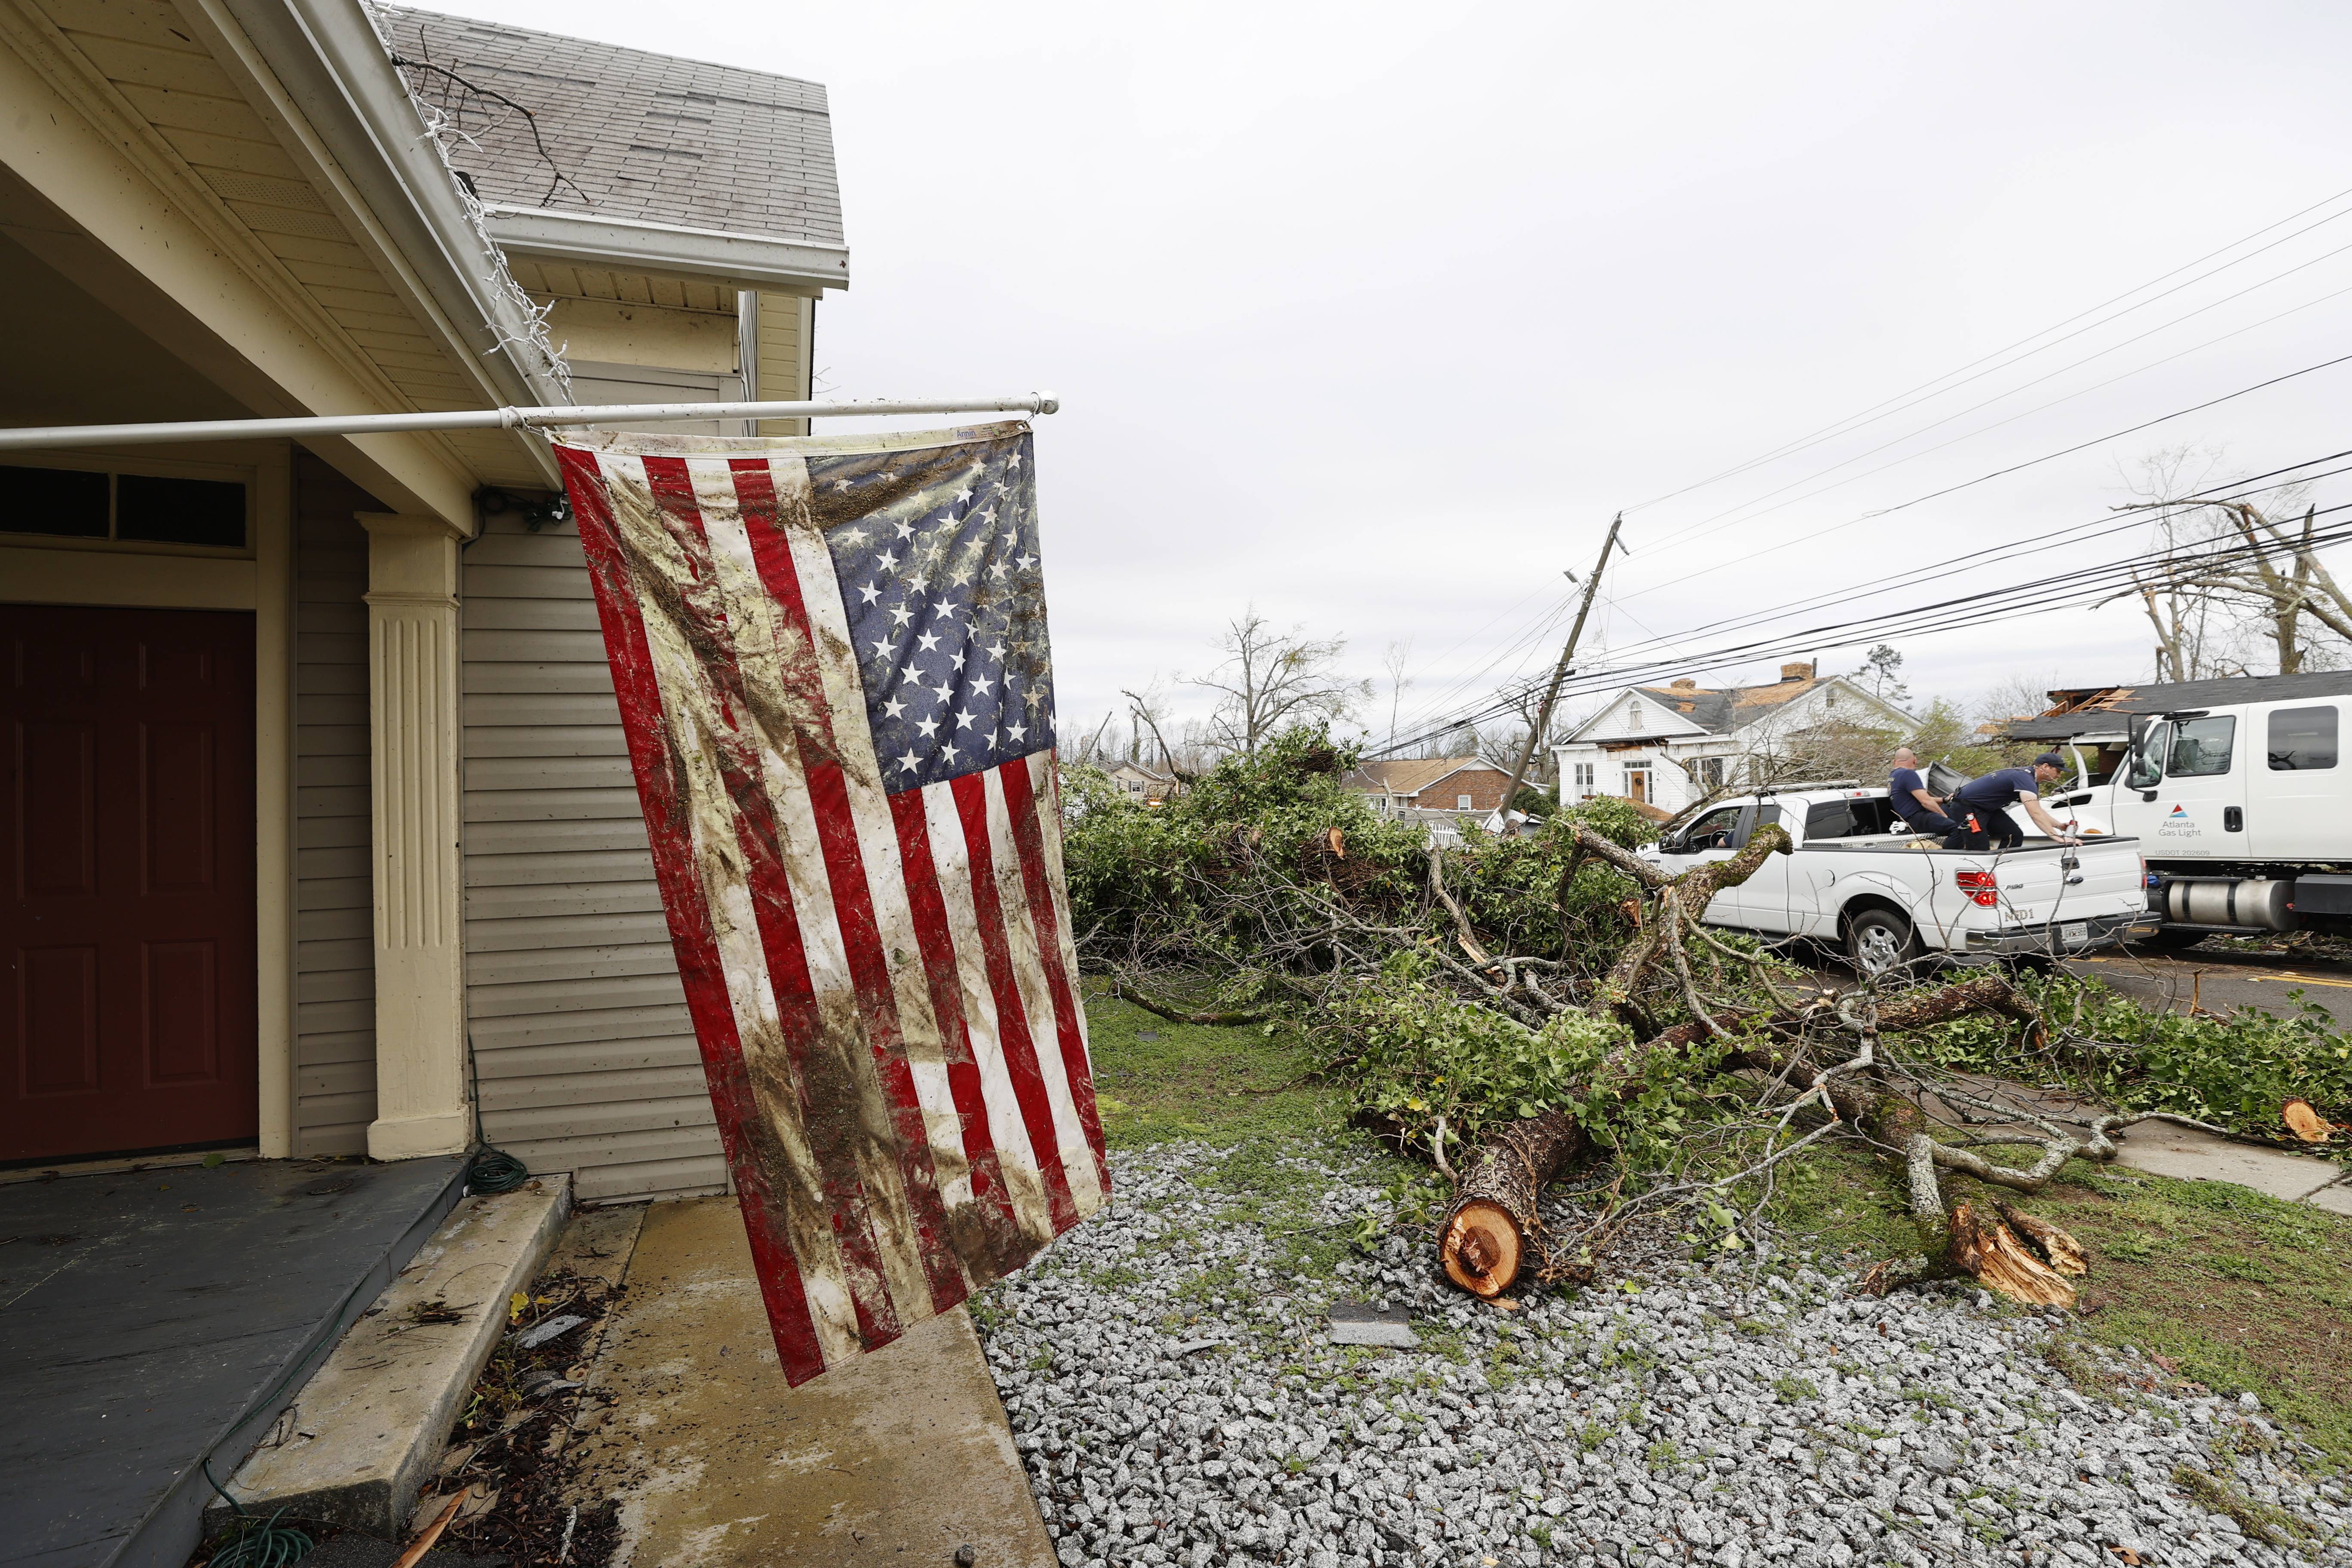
left=427, top=0, right=2352, bottom=746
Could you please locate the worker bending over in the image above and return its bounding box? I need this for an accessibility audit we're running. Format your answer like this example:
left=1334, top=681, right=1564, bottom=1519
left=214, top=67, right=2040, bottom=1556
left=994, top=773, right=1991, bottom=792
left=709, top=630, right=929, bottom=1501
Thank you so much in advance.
left=1886, top=747, right=1958, bottom=839
left=1946, top=752, right=2079, bottom=849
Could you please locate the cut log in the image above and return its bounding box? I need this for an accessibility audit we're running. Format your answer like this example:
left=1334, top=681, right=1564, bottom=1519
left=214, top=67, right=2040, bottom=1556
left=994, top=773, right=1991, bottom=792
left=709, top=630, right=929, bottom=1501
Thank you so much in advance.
left=1436, top=1110, right=1584, bottom=1297
left=2283, top=1097, right=2331, bottom=1142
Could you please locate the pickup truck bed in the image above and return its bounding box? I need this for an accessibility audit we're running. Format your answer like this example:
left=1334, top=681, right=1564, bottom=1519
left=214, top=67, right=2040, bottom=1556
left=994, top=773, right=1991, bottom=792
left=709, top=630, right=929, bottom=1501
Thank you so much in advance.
left=1638, top=787, right=2152, bottom=971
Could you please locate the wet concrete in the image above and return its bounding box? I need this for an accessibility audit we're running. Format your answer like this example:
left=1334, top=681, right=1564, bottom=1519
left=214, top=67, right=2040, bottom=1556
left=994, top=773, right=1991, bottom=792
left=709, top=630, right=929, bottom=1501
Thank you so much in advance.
left=569, top=1197, right=1053, bottom=1568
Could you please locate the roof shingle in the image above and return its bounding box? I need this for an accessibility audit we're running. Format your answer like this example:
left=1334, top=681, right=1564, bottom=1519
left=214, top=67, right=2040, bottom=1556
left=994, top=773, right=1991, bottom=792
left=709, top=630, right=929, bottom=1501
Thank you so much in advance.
left=377, top=4, right=844, bottom=247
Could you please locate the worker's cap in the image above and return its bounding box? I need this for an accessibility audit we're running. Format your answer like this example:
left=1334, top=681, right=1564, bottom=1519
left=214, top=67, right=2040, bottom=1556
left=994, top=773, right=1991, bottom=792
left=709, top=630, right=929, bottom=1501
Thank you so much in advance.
left=2031, top=751, right=2067, bottom=769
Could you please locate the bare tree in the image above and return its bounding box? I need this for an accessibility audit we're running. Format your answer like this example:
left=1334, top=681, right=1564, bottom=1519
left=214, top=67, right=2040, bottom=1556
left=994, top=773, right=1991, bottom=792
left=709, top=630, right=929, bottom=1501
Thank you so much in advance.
left=1187, top=610, right=1371, bottom=755
left=2107, top=447, right=2345, bottom=678
left=1381, top=637, right=1414, bottom=750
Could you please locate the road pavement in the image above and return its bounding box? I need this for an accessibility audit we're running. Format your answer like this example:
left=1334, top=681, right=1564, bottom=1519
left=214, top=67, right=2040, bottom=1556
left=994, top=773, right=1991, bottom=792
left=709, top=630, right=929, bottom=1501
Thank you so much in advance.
left=2063, top=942, right=2352, bottom=1029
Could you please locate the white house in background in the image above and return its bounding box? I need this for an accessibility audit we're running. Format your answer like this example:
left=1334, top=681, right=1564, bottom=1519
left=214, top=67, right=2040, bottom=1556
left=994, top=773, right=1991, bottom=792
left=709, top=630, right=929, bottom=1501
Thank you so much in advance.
left=1553, top=662, right=1918, bottom=815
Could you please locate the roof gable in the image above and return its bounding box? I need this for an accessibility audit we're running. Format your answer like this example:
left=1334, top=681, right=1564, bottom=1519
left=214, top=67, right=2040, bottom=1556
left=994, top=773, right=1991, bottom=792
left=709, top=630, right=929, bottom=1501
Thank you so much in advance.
left=1564, top=686, right=1720, bottom=742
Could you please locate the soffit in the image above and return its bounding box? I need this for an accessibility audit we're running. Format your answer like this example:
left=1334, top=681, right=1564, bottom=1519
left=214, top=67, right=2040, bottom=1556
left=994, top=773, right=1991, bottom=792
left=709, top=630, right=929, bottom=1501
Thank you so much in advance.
left=4, top=0, right=542, bottom=487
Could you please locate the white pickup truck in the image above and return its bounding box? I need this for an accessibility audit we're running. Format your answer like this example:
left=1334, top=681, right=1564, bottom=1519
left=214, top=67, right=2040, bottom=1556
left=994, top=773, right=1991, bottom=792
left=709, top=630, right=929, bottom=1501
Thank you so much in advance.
left=1639, top=784, right=2155, bottom=973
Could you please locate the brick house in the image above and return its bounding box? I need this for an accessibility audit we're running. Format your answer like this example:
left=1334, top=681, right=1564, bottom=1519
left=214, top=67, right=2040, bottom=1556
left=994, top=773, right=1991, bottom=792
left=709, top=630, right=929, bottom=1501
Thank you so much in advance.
left=1343, top=757, right=1519, bottom=816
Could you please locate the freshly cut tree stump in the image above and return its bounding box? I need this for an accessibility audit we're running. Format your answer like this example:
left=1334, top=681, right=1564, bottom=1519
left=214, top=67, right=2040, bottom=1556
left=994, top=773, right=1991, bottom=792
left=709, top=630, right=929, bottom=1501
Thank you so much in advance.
left=1437, top=1111, right=1584, bottom=1297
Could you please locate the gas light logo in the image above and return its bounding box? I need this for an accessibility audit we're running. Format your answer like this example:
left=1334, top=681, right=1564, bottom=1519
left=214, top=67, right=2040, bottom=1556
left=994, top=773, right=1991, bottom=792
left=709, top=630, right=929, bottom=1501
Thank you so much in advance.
left=2157, top=804, right=2200, bottom=839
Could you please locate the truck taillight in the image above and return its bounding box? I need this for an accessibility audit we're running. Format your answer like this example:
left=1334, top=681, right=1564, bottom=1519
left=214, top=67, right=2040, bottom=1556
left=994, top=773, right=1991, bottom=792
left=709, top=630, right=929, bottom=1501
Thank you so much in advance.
left=1954, top=869, right=1999, bottom=908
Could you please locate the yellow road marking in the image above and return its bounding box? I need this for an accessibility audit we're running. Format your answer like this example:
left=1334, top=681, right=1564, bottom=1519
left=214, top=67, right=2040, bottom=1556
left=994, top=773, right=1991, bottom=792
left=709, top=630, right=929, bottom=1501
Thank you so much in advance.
left=2073, top=956, right=2352, bottom=989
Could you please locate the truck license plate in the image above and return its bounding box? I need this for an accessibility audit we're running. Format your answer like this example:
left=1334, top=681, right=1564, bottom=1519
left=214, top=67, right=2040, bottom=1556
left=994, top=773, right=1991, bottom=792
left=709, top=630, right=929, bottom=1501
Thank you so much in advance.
left=2061, top=922, right=2088, bottom=947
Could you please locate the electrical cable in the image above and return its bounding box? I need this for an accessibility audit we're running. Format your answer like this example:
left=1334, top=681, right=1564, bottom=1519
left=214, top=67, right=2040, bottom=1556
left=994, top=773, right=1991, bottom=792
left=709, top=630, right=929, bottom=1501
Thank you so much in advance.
left=1375, top=450, right=2350, bottom=755
left=1544, top=452, right=2352, bottom=679
left=1374, top=497, right=2352, bottom=756
left=462, top=1029, right=530, bottom=1194
left=1623, top=181, right=2352, bottom=519
left=1636, top=268, right=2352, bottom=559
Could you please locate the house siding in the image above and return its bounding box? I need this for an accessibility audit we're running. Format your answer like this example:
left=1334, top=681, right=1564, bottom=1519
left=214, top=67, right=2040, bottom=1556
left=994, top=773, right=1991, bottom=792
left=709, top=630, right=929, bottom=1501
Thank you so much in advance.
left=459, top=509, right=726, bottom=1204
left=292, top=454, right=378, bottom=1155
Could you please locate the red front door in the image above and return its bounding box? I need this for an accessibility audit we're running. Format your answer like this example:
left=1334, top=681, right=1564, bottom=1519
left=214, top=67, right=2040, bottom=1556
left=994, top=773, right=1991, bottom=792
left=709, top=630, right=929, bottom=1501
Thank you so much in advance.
left=3, top=605, right=257, bottom=1163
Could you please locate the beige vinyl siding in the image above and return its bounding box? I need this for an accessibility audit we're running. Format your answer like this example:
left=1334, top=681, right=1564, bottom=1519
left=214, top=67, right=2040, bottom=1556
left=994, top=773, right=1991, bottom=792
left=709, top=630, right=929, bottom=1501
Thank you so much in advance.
left=292, top=454, right=378, bottom=1154
left=755, top=292, right=813, bottom=437
left=460, top=509, right=724, bottom=1203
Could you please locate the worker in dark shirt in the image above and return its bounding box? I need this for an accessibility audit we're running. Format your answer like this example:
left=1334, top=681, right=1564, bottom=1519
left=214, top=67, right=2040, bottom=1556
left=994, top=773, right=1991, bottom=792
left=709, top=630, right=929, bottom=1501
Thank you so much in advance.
left=1886, top=747, right=1957, bottom=838
left=1946, top=753, right=2078, bottom=849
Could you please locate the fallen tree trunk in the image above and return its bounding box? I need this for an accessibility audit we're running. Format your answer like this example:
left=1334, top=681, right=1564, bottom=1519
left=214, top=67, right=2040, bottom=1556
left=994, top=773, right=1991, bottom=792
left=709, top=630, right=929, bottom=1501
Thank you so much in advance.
left=1432, top=965, right=2083, bottom=1302
left=1436, top=1112, right=1586, bottom=1298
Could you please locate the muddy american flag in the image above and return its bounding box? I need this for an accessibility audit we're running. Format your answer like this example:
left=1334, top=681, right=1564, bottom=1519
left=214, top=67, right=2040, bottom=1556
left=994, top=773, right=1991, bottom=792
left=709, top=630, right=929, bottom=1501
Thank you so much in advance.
left=555, top=420, right=1108, bottom=1385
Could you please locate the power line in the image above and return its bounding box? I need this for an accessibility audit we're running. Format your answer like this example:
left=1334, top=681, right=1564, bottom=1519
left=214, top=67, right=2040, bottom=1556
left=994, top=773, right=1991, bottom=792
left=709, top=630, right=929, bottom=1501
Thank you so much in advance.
left=1622, top=182, right=2352, bottom=520
left=1637, top=257, right=2352, bottom=557
left=1373, top=484, right=2352, bottom=757
left=1609, top=344, right=2352, bottom=609
left=1569, top=450, right=2352, bottom=677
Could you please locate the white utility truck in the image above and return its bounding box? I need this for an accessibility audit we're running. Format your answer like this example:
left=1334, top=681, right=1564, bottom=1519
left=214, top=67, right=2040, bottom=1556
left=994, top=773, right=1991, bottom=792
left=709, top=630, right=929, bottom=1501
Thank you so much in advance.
left=1998, top=676, right=2352, bottom=948
left=1640, top=783, right=2154, bottom=973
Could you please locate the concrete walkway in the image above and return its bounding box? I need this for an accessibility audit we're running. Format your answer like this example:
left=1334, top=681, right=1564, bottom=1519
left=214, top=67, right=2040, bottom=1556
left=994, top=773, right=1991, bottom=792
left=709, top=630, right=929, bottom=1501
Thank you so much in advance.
left=568, top=1197, right=1053, bottom=1568
left=2106, top=1115, right=2352, bottom=1213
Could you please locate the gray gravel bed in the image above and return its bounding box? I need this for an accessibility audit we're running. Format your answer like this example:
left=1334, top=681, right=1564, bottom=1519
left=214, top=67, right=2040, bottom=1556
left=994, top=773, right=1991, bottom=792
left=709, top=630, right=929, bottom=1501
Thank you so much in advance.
left=972, top=1141, right=2349, bottom=1568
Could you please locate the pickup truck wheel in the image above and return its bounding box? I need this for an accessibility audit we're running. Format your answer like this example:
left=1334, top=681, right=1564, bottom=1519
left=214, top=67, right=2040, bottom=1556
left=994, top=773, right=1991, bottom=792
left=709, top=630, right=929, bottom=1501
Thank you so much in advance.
left=1846, top=908, right=1921, bottom=977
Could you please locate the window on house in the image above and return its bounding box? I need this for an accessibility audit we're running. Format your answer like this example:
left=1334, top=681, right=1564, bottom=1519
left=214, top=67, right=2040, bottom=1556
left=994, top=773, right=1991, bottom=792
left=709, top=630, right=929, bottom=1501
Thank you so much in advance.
left=0, top=463, right=249, bottom=548
left=1457, top=793, right=1473, bottom=809
left=1697, top=756, right=1726, bottom=789
left=1627, top=700, right=1644, bottom=728
left=1573, top=762, right=1594, bottom=796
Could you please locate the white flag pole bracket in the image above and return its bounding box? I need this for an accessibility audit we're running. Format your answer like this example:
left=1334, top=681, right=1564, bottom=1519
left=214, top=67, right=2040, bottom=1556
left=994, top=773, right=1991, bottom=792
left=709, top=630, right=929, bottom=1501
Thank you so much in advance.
left=0, top=394, right=1060, bottom=453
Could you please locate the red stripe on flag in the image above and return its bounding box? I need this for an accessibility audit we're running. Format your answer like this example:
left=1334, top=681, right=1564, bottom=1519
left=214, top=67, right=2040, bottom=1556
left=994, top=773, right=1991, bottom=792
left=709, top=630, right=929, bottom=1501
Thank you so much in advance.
left=729, top=459, right=966, bottom=1314
left=948, top=772, right=1078, bottom=1231
left=638, top=454, right=903, bottom=1351
left=887, top=789, right=1023, bottom=1237
left=560, top=446, right=828, bottom=1384
left=997, top=756, right=1110, bottom=1174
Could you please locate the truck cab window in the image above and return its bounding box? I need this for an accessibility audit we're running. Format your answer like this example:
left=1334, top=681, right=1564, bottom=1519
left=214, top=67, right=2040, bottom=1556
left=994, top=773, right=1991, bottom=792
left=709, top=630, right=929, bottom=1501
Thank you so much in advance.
left=2125, top=722, right=2168, bottom=789
left=1678, top=805, right=1742, bottom=851
left=2267, top=705, right=2337, bottom=771
left=2168, top=716, right=2236, bottom=778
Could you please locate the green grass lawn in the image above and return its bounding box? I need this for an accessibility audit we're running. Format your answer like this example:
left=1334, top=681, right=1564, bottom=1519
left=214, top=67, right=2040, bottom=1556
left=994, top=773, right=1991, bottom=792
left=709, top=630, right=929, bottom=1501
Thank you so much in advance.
left=1083, top=983, right=2352, bottom=1467
left=1764, top=1141, right=2352, bottom=1467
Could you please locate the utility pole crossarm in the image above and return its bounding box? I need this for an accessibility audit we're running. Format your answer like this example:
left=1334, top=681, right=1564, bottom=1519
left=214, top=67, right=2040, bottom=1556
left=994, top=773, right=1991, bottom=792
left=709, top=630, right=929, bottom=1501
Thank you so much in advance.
left=1498, top=511, right=1625, bottom=834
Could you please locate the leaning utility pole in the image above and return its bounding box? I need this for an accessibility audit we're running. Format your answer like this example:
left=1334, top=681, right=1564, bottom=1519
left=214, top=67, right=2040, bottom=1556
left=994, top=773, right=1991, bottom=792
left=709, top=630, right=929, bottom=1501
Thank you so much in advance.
left=1498, top=511, right=1626, bottom=835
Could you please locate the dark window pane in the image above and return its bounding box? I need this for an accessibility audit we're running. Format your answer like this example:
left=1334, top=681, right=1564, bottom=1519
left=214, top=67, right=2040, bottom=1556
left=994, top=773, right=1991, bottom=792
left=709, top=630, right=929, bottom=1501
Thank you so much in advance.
left=117, top=474, right=245, bottom=547
left=0, top=466, right=108, bottom=537
left=2168, top=715, right=2236, bottom=778
left=2268, top=705, right=2337, bottom=771
left=1805, top=801, right=1854, bottom=839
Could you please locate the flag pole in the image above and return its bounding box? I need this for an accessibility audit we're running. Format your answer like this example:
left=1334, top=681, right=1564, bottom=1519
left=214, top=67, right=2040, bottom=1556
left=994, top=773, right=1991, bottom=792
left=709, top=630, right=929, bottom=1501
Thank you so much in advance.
left=0, top=394, right=1060, bottom=453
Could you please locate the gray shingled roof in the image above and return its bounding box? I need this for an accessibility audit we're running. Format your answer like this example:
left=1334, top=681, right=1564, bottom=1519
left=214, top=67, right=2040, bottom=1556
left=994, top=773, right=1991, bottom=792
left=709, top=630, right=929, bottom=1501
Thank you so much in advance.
left=377, top=4, right=842, bottom=245
left=1994, top=671, right=2352, bottom=741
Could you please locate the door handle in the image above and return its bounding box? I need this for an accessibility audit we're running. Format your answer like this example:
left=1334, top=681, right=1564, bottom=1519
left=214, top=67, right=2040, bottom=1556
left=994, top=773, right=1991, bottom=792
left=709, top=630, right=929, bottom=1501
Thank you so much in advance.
left=2224, top=806, right=2243, bottom=833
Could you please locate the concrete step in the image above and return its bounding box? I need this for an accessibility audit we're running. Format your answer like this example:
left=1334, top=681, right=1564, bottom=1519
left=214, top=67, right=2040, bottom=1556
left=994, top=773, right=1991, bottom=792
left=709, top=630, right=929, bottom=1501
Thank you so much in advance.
left=207, top=1176, right=572, bottom=1540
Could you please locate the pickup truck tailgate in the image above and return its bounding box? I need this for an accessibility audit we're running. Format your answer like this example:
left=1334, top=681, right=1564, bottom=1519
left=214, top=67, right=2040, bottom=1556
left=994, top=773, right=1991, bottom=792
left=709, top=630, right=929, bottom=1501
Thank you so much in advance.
left=1983, top=841, right=2142, bottom=926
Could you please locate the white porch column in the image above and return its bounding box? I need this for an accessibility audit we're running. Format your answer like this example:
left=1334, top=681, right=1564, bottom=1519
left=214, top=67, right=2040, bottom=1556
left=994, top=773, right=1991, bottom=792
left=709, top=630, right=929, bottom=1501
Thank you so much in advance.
left=361, top=512, right=471, bottom=1160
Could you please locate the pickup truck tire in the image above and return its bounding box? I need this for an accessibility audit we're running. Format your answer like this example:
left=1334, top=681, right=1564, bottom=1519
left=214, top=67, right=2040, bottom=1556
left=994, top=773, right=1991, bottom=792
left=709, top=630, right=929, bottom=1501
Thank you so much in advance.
left=1845, top=907, right=1922, bottom=977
